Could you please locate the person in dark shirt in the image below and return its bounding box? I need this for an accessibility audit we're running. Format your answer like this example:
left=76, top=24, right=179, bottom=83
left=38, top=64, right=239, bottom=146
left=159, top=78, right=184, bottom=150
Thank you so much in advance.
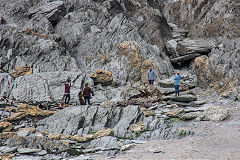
left=83, top=83, right=94, bottom=105
left=64, top=78, right=71, bottom=104
left=78, top=91, right=85, bottom=105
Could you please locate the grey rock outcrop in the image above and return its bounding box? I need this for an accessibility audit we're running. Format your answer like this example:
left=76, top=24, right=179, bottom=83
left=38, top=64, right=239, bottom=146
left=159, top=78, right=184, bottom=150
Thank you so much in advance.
left=36, top=105, right=189, bottom=139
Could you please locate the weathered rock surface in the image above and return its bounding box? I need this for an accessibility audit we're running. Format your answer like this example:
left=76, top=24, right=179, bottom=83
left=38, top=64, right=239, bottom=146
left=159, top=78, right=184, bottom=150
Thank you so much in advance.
left=201, top=105, right=229, bottom=122
left=90, top=70, right=113, bottom=86
left=36, top=105, right=189, bottom=139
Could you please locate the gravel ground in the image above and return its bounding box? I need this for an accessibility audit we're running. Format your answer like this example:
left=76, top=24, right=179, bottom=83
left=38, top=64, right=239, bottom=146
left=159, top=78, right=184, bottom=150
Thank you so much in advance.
left=94, top=101, right=240, bottom=160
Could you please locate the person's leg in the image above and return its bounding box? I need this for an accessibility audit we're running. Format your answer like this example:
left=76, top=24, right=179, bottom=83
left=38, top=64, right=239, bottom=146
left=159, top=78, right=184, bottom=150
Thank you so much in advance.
left=67, top=94, right=70, bottom=104
left=64, top=94, right=67, bottom=104
left=176, top=85, right=180, bottom=96
left=174, top=85, right=178, bottom=96
left=178, top=85, right=180, bottom=96
left=84, top=97, right=87, bottom=105
left=88, top=97, right=91, bottom=105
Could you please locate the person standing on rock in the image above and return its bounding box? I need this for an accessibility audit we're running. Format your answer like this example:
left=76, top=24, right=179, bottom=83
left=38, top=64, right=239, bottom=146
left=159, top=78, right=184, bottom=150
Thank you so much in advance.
left=147, top=66, right=157, bottom=90
left=83, top=83, right=94, bottom=105
left=174, top=72, right=181, bottom=96
left=78, top=91, right=85, bottom=105
left=64, top=77, right=71, bottom=104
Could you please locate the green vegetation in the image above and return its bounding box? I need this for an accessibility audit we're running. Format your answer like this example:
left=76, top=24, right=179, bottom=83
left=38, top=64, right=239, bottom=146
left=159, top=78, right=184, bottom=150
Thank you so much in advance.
left=169, top=117, right=182, bottom=123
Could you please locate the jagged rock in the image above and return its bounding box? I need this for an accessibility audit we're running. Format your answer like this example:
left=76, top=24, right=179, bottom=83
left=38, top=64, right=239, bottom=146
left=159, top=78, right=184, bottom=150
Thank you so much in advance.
left=23, top=17, right=54, bottom=34
left=130, top=122, right=146, bottom=132
left=89, top=136, right=121, bottom=150
left=180, top=112, right=201, bottom=120
left=18, top=127, right=36, bottom=134
left=0, top=146, right=17, bottom=153
left=4, top=106, right=16, bottom=112
left=10, top=66, right=32, bottom=78
left=176, top=39, right=216, bottom=56
left=28, top=1, right=66, bottom=25
left=0, top=73, right=14, bottom=98
left=36, top=150, right=47, bottom=156
left=0, top=122, right=13, bottom=132
left=94, top=128, right=114, bottom=139
left=48, top=134, right=62, bottom=140
left=142, top=110, right=155, bottom=117
left=162, top=95, right=197, bottom=102
left=17, top=148, right=42, bottom=154
left=9, top=72, right=91, bottom=103
left=90, top=70, right=113, bottom=86
left=166, top=39, right=178, bottom=56
left=201, top=106, right=229, bottom=122
left=0, top=132, right=17, bottom=139
left=68, top=155, right=93, bottom=160
left=0, top=16, right=6, bottom=24
left=5, top=112, right=26, bottom=121
left=9, top=135, right=70, bottom=153
left=170, top=53, right=202, bottom=63
left=17, top=129, right=29, bottom=137
left=36, top=105, right=143, bottom=138
left=167, top=108, right=185, bottom=117
left=5, top=103, right=56, bottom=121
left=0, top=153, right=15, bottom=160
left=120, top=144, right=135, bottom=151
left=194, top=55, right=213, bottom=87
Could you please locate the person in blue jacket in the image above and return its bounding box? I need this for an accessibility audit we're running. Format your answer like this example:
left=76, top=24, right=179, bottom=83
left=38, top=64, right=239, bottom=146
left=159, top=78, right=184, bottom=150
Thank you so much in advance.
left=147, top=66, right=157, bottom=90
left=174, top=72, right=181, bottom=96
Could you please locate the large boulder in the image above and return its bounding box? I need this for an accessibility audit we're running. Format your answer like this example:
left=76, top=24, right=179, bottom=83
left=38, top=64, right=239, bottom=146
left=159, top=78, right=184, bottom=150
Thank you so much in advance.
left=176, top=39, right=216, bottom=55
left=10, top=66, right=32, bottom=78
left=201, top=105, right=229, bottom=122
left=164, top=0, right=240, bottom=38
left=9, top=72, right=91, bottom=103
left=90, top=70, right=113, bottom=86
left=36, top=105, right=143, bottom=138
left=28, top=1, right=66, bottom=26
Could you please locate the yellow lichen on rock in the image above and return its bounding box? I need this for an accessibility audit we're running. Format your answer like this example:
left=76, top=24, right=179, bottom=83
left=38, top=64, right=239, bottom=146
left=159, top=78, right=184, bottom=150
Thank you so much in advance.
left=94, top=128, right=114, bottom=138
left=48, top=134, right=62, bottom=140
left=0, top=153, right=15, bottom=160
left=5, top=103, right=56, bottom=121
left=0, top=122, right=13, bottom=132
left=142, top=110, right=155, bottom=117
left=130, top=122, right=146, bottom=132
left=117, top=41, right=142, bottom=83
left=90, top=70, right=113, bottom=85
left=0, top=132, right=17, bottom=139
left=10, top=66, right=32, bottom=78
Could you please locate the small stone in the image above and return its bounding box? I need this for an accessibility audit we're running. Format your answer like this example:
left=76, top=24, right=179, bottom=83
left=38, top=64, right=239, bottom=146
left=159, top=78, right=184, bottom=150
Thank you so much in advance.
left=17, top=129, right=29, bottom=137
left=130, top=122, right=146, bottom=132
left=17, top=148, right=42, bottom=154
left=82, top=147, right=101, bottom=153
left=120, top=144, right=135, bottom=151
left=0, top=146, right=17, bottom=153
left=36, top=150, right=47, bottom=156
left=131, top=140, right=148, bottom=144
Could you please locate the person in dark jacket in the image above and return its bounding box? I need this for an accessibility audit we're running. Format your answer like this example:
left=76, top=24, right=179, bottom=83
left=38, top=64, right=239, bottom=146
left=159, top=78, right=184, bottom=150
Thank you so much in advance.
left=78, top=91, right=85, bottom=105
left=83, top=83, right=94, bottom=105
left=64, top=78, right=71, bottom=104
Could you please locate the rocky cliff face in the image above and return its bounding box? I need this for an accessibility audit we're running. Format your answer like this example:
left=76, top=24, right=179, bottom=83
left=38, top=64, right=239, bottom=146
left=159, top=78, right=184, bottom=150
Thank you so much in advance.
left=164, top=0, right=240, bottom=99
left=0, top=0, right=239, bottom=159
left=0, top=0, right=175, bottom=102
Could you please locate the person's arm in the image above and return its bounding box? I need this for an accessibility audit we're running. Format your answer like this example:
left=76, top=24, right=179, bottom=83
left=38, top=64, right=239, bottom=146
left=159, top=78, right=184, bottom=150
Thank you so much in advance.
left=91, top=89, right=94, bottom=96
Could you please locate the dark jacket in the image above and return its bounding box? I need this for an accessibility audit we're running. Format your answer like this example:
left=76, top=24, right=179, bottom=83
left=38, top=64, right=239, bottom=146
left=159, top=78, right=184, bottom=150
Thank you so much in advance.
left=64, top=82, right=71, bottom=94
left=83, top=87, right=94, bottom=97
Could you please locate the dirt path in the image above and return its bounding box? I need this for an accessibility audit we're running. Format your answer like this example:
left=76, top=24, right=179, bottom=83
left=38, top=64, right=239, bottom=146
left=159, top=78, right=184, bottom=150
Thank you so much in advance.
left=94, top=102, right=240, bottom=160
